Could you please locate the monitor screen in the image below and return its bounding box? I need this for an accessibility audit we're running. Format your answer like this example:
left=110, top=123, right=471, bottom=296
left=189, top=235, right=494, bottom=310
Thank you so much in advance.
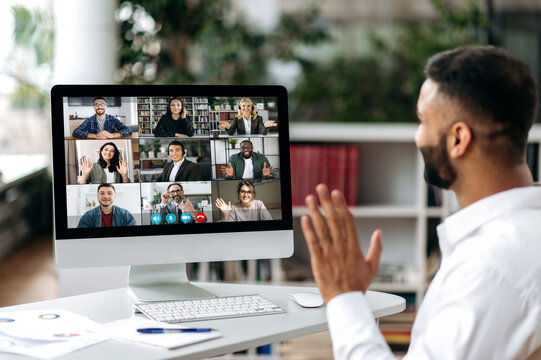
left=51, top=85, right=293, bottom=300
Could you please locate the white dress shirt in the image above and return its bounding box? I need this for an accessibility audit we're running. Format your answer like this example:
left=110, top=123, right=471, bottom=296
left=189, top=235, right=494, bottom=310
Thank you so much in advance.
left=327, top=186, right=541, bottom=360
left=242, top=157, right=254, bottom=179
left=169, top=158, right=184, bottom=182
left=243, top=116, right=251, bottom=135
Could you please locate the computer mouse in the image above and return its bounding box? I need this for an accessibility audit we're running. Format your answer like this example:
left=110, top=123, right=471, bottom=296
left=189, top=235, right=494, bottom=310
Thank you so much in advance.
left=288, top=292, right=324, bottom=308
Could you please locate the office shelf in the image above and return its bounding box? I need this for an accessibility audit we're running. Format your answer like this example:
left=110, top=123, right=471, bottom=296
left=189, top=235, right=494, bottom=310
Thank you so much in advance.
left=289, top=122, right=541, bottom=306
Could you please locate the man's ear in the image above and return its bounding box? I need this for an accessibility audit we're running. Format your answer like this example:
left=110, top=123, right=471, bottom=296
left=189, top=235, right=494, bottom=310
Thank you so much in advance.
left=448, top=121, right=472, bottom=158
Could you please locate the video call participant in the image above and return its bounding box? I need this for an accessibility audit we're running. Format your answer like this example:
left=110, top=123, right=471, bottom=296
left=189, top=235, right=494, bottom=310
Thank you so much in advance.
left=79, top=142, right=130, bottom=184
left=156, top=183, right=196, bottom=224
left=72, top=97, right=132, bottom=139
left=215, top=181, right=272, bottom=222
left=218, top=97, right=277, bottom=135
left=152, top=140, right=201, bottom=181
left=301, top=46, right=541, bottom=359
left=77, top=183, right=136, bottom=228
left=223, top=140, right=274, bottom=180
left=154, top=97, right=195, bottom=137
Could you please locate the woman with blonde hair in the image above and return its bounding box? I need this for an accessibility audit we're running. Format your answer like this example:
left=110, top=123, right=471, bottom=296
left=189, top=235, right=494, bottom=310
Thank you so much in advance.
left=218, top=97, right=277, bottom=135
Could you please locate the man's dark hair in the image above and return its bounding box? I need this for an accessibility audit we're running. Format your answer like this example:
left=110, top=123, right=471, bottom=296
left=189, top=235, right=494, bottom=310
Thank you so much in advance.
left=168, top=140, right=185, bottom=154
left=97, top=183, right=115, bottom=192
left=167, top=183, right=183, bottom=192
left=240, top=140, right=253, bottom=147
left=424, top=45, right=537, bottom=159
left=93, top=97, right=107, bottom=104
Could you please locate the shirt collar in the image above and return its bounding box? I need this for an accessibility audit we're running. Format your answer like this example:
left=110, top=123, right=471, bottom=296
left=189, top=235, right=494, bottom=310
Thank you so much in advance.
left=173, top=158, right=185, bottom=167
left=437, top=186, right=541, bottom=255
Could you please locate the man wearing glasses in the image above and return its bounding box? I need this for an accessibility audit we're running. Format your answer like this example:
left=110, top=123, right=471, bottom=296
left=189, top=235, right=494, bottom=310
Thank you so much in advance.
left=156, top=183, right=196, bottom=224
left=72, top=97, right=132, bottom=139
left=223, top=140, right=274, bottom=180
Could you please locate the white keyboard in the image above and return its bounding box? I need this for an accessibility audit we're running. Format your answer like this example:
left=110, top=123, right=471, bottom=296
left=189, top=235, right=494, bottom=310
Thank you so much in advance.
left=134, top=294, right=286, bottom=323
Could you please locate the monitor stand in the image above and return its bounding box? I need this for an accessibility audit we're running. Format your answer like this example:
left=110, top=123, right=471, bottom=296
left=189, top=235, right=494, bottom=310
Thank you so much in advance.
left=128, top=263, right=217, bottom=302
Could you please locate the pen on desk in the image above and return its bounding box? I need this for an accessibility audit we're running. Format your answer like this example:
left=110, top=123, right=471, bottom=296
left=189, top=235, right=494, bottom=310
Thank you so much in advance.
left=137, top=328, right=213, bottom=334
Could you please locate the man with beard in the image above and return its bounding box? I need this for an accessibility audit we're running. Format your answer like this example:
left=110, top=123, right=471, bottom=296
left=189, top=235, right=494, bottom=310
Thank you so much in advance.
left=223, top=140, right=274, bottom=180
left=77, top=183, right=136, bottom=227
left=301, top=46, right=541, bottom=359
left=156, top=183, right=196, bottom=224
left=72, top=97, right=132, bottom=139
left=153, top=141, right=201, bottom=181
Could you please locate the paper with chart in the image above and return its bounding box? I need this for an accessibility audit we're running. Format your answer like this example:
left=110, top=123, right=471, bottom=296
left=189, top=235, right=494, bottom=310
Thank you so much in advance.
left=0, top=309, right=106, bottom=359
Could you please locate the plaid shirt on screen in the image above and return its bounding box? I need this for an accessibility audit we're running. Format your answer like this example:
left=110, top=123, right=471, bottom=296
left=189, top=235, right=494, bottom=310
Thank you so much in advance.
left=72, top=114, right=132, bottom=138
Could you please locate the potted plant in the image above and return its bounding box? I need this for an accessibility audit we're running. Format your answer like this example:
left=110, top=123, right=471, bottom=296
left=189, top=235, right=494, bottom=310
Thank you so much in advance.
left=139, top=144, right=150, bottom=158
left=152, top=191, right=162, bottom=209
left=228, top=138, right=238, bottom=149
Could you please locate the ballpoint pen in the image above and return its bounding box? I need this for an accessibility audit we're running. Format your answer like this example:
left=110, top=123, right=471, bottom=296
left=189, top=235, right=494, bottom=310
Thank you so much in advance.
left=137, top=328, right=214, bottom=334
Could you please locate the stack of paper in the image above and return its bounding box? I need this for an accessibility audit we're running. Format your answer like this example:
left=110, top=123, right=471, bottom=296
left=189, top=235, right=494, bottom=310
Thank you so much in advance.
left=89, top=317, right=222, bottom=350
left=0, top=309, right=106, bottom=359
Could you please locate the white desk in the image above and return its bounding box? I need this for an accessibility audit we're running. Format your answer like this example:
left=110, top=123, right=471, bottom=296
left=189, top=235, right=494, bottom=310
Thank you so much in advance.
left=0, top=283, right=405, bottom=359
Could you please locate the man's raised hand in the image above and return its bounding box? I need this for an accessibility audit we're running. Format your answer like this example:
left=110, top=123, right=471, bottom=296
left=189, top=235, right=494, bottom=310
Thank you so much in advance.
left=300, top=184, right=382, bottom=304
left=262, top=162, right=274, bottom=177
left=223, top=162, right=234, bottom=178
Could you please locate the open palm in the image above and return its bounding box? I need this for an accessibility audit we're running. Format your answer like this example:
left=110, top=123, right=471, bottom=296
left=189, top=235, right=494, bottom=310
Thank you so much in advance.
left=215, top=198, right=231, bottom=212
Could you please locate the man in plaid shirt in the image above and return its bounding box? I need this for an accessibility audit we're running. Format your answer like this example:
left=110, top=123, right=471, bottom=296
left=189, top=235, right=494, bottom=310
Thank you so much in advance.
left=72, top=97, right=132, bottom=139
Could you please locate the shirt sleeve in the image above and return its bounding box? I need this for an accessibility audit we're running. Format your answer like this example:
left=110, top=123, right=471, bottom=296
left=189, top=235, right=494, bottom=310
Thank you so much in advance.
left=72, top=119, right=91, bottom=138
left=258, top=202, right=272, bottom=220
left=403, top=265, right=541, bottom=360
left=154, top=116, right=169, bottom=137
left=226, top=119, right=238, bottom=135
left=183, top=116, right=195, bottom=137
left=187, top=163, right=201, bottom=181
left=226, top=206, right=238, bottom=222
left=77, top=213, right=91, bottom=228
left=125, top=212, right=137, bottom=226
left=327, top=292, right=396, bottom=360
left=112, top=117, right=132, bottom=137
left=257, top=116, right=269, bottom=135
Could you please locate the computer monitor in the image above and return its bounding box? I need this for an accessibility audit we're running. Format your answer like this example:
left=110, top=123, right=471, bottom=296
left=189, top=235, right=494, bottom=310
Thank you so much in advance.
left=50, top=85, right=293, bottom=301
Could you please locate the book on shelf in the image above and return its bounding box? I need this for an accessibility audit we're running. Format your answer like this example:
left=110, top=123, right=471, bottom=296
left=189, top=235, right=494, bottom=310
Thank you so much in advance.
left=380, top=311, right=415, bottom=349
left=326, top=144, right=347, bottom=202
left=345, top=145, right=360, bottom=206
left=304, top=144, right=319, bottom=203
left=290, top=143, right=360, bottom=206
left=318, top=145, right=329, bottom=186
left=379, top=293, right=416, bottom=350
